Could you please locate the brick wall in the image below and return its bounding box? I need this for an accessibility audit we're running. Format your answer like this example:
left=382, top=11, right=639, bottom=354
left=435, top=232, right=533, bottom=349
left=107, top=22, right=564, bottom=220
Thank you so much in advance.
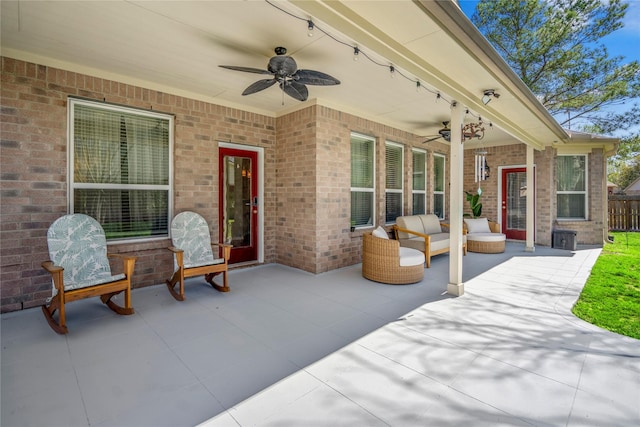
left=1, top=55, right=608, bottom=313
left=0, top=57, right=275, bottom=312
left=274, top=106, right=437, bottom=273
left=536, top=147, right=556, bottom=246
left=460, top=144, right=557, bottom=245
left=275, top=107, right=318, bottom=272
left=461, top=144, right=606, bottom=246
left=554, top=148, right=606, bottom=245
left=319, top=108, right=426, bottom=270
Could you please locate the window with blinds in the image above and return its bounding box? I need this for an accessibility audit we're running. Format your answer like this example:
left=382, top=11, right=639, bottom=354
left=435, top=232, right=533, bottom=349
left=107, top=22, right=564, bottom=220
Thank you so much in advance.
left=557, top=155, right=587, bottom=219
left=351, top=133, right=375, bottom=228
left=69, top=98, right=173, bottom=241
left=385, top=142, right=404, bottom=224
left=412, top=149, right=426, bottom=215
left=433, top=154, right=445, bottom=219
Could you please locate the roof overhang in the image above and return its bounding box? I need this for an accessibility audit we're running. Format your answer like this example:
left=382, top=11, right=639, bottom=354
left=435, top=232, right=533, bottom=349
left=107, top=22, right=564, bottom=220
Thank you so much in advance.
left=0, top=0, right=599, bottom=150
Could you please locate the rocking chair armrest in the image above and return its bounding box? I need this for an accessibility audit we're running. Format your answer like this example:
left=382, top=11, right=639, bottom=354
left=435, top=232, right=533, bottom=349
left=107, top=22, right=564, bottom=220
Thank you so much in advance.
left=41, top=261, right=64, bottom=292
left=41, top=260, right=63, bottom=273
left=107, top=253, right=137, bottom=277
left=166, top=246, right=185, bottom=268
left=211, top=243, right=232, bottom=261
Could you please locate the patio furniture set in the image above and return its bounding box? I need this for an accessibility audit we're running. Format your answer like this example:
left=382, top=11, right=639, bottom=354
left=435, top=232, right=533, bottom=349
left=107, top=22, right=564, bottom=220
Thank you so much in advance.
left=39, top=209, right=505, bottom=333
left=41, top=211, right=230, bottom=334
left=362, top=214, right=506, bottom=285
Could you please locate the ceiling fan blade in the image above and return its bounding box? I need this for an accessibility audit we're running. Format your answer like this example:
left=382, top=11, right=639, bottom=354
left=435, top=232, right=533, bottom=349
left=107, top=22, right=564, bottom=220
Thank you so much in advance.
left=294, top=69, right=340, bottom=86
left=242, top=79, right=277, bottom=96
left=421, top=136, right=442, bottom=143
left=219, top=65, right=273, bottom=75
left=281, top=81, right=308, bottom=101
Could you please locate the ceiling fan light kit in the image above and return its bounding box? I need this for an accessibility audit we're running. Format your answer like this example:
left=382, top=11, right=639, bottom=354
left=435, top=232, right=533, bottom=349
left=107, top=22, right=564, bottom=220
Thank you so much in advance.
left=219, top=47, right=340, bottom=102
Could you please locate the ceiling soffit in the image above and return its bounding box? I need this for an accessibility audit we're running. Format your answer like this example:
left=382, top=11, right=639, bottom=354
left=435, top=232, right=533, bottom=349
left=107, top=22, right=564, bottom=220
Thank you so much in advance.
left=0, top=0, right=582, bottom=150
left=291, top=0, right=569, bottom=150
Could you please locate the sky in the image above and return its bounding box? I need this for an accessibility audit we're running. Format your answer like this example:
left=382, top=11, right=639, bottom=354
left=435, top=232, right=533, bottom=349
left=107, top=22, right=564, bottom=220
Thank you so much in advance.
left=458, top=0, right=640, bottom=136
left=458, top=0, right=640, bottom=62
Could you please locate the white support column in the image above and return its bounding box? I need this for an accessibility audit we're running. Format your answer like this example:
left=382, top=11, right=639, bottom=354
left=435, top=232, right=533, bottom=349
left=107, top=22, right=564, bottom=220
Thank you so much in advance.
left=526, top=144, right=535, bottom=252
left=448, top=103, right=464, bottom=296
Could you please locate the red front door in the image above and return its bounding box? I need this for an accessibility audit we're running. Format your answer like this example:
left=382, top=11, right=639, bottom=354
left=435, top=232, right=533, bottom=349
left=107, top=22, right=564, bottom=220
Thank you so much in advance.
left=219, top=147, right=258, bottom=264
left=501, top=167, right=534, bottom=240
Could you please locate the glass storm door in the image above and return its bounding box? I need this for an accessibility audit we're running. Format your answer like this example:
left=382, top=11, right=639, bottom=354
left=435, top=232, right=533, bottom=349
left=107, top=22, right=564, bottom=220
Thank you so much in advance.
left=219, top=147, right=258, bottom=264
left=501, top=167, right=533, bottom=240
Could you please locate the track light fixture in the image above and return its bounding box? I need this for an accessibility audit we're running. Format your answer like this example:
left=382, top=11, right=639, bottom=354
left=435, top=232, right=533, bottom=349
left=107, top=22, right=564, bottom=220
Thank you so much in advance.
left=482, top=89, right=500, bottom=105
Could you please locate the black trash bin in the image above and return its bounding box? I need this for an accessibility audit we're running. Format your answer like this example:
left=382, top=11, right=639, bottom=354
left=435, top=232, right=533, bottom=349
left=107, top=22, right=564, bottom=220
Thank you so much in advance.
left=552, top=229, right=577, bottom=250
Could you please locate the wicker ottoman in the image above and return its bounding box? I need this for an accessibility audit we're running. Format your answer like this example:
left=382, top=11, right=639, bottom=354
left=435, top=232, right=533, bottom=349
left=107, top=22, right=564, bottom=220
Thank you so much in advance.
left=467, top=233, right=506, bottom=253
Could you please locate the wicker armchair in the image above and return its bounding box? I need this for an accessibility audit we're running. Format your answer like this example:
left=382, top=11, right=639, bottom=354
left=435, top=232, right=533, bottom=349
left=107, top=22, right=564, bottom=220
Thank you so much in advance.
left=362, top=230, right=425, bottom=285
left=463, top=218, right=506, bottom=253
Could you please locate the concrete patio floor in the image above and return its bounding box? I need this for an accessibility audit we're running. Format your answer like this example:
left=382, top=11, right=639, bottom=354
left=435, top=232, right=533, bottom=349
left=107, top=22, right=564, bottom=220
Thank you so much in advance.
left=2, top=242, right=639, bottom=426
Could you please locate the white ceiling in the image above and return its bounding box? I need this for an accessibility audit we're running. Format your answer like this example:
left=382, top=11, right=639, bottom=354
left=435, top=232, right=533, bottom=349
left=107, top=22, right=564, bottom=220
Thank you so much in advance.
left=0, top=0, right=568, bottom=147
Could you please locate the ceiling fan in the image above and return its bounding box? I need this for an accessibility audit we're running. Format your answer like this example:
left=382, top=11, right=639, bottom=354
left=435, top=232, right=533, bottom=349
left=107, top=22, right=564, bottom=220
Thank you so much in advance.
left=421, top=121, right=451, bottom=143
left=219, top=47, right=340, bottom=102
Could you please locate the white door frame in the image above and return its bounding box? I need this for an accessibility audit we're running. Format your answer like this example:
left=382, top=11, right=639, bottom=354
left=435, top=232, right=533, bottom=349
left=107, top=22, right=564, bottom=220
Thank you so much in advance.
left=218, top=142, right=264, bottom=263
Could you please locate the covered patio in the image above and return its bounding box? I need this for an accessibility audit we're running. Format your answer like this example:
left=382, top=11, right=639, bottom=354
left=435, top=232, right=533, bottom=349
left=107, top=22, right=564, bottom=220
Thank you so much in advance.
left=2, top=243, right=639, bottom=426
left=1, top=0, right=617, bottom=317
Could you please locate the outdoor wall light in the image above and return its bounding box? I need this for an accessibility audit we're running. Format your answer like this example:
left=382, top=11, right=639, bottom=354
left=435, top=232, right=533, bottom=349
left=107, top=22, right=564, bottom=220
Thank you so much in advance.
left=482, top=89, right=500, bottom=105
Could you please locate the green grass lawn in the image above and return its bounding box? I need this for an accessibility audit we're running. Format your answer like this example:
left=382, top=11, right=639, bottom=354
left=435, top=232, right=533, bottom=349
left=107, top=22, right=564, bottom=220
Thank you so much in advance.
left=572, top=231, right=640, bottom=340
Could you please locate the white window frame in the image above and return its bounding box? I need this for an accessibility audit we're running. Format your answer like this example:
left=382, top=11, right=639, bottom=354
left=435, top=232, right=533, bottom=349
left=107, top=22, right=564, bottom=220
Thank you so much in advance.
left=68, top=97, right=174, bottom=243
left=385, top=141, right=404, bottom=224
left=433, top=153, right=446, bottom=219
left=556, top=154, right=588, bottom=220
left=350, top=132, right=376, bottom=229
left=412, top=148, right=427, bottom=215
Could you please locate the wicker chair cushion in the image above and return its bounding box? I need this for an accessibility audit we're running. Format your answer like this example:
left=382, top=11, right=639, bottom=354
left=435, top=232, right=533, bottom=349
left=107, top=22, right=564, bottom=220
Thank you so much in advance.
left=464, top=218, right=491, bottom=234
left=466, top=232, right=506, bottom=242
left=372, top=226, right=389, bottom=239
left=47, top=214, right=124, bottom=292
left=398, top=247, right=425, bottom=266
left=170, top=211, right=218, bottom=271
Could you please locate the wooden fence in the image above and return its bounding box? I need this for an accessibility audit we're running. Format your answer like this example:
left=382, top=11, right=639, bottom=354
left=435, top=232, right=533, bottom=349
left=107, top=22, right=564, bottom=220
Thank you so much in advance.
left=608, top=195, right=640, bottom=231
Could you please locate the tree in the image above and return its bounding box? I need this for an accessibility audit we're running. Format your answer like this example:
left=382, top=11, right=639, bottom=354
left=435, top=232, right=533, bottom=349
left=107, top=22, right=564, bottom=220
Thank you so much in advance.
left=611, top=154, right=640, bottom=191
left=584, top=108, right=640, bottom=187
left=471, top=0, right=640, bottom=186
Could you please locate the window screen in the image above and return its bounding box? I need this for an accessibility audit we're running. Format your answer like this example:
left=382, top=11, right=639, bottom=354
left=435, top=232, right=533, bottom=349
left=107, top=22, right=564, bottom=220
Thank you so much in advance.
left=70, top=99, right=173, bottom=240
